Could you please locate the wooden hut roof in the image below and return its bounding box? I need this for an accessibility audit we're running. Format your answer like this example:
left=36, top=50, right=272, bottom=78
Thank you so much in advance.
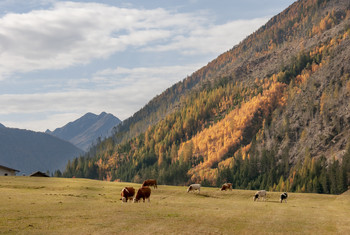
left=0, top=165, right=20, bottom=172
left=29, top=171, right=49, bottom=177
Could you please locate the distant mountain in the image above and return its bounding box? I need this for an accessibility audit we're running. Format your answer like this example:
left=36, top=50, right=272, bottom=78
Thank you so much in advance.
left=46, top=112, right=121, bottom=151
left=0, top=123, right=5, bottom=128
left=0, top=126, right=83, bottom=175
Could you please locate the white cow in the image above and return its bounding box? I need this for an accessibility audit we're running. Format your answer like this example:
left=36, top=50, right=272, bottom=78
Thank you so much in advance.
left=187, top=184, right=201, bottom=193
left=253, top=190, right=267, bottom=201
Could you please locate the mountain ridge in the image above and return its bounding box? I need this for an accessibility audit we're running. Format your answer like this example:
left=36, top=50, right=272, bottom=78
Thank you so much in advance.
left=47, top=112, right=121, bottom=151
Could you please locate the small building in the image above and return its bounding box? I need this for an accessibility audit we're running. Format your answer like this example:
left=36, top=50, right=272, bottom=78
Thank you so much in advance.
left=30, top=171, right=49, bottom=177
left=0, top=165, right=20, bottom=176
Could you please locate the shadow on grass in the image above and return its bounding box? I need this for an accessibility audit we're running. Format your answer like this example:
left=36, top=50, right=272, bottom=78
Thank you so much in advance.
left=194, top=193, right=219, bottom=199
left=264, top=200, right=281, bottom=204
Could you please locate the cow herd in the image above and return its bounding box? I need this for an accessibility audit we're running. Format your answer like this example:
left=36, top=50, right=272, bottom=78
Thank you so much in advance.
left=120, top=180, right=289, bottom=203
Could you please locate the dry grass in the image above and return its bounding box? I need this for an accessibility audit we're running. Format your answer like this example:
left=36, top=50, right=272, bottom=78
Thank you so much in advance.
left=0, top=177, right=349, bottom=234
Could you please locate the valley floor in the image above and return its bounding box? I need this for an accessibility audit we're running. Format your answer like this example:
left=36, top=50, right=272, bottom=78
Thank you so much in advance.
left=0, top=177, right=349, bottom=234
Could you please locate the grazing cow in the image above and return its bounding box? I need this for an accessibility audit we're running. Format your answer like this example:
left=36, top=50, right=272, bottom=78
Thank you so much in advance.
left=220, top=183, right=233, bottom=191
left=253, top=190, right=267, bottom=201
left=142, top=179, right=157, bottom=189
left=120, top=187, right=135, bottom=203
left=187, top=184, right=201, bottom=193
left=280, top=192, right=288, bottom=203
left=133, top=186, right=151, bottom=203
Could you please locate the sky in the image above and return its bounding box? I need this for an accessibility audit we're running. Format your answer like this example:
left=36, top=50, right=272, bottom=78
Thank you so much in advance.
left=0, top=0, right=295, bottom=132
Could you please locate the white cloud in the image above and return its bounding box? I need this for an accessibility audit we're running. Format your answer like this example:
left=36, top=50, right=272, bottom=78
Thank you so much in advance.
left=0, top=1, right=268, bottom=79
left=0, top=2, right=200, bottom=78
left=144, top=17, right=269, bottom=55
left=94, top=63, right=202, bottom=85
left=0, top=63, right=203, bottom=131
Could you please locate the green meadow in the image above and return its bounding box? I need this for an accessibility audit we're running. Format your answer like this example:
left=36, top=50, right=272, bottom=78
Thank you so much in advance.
left=0, top=177, right=349, bottom=234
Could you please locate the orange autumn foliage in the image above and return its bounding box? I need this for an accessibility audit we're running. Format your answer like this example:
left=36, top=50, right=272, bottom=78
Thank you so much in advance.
left=179, top=82, right=286, bottom=183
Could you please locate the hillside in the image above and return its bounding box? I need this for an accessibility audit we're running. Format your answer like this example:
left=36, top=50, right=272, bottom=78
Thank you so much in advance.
left=46, top=112, right=121, bottom=151
left=0, top=126, right=83, bottom=175
left=63, top=0, right=350, bottom=194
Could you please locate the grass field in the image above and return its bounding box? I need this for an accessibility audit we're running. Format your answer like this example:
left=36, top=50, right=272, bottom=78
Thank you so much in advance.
left=0, top=177, right=349, bottom=234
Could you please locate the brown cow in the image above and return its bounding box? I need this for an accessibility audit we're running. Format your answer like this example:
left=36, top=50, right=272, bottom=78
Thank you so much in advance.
left=133, top=186, right=151, bottom=203
left=220, top=183, right=233, bottom=191
left=142, top=179, right=157, bottom=189
left=120, top=187, right=135, bottom=203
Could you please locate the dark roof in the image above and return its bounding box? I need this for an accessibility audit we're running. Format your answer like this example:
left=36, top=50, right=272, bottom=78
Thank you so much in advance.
left=0, top=165, right=20, bottom=172
left=29, top=171, right=49, bottom=177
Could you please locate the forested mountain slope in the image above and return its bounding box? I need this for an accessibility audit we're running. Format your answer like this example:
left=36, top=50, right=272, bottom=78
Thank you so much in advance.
left=63, top=0, right=350, bottom=194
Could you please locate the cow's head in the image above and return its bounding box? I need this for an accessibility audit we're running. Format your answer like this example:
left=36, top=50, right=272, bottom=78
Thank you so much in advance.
left=187, top=186, right=192, bottom=192
left=121, top=197, right=127, bottom=203
left=253, top=194, right=259, bottom=201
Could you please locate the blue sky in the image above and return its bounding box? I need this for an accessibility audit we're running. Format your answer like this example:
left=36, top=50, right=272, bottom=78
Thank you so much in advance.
left=0, top=0, right=295, bottom=131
